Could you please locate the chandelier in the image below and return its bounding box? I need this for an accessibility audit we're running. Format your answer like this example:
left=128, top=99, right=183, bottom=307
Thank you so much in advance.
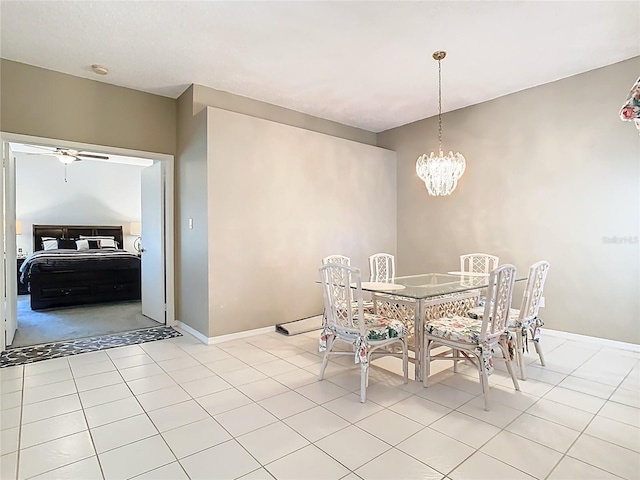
left=416, top=51, right=466, bottom=196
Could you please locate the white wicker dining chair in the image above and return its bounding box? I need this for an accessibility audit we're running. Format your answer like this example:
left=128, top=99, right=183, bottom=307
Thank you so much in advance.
left=460, top=253, right=499, bottom=274
left=460, top=253, right=499, bottom=305
left=323, top=254, right=376, bottom=314
left=318, top=263, right=408, bottom=403
left=468, top=260, right=550, bottom=380
left=423, top=264, right=520, bottom=411
left=322, top=254, right=351, bottom=266
left=369, top=253, right=395, bottom=282
left=367, top=252, right=412, bottom=317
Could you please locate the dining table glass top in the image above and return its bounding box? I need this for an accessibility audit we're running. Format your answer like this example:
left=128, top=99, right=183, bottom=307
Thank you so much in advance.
left=359, top=272, right=525, bottom=300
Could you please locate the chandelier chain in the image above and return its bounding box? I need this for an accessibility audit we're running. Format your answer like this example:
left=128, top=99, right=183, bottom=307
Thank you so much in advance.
left=437, top=58, right=442, bottom=154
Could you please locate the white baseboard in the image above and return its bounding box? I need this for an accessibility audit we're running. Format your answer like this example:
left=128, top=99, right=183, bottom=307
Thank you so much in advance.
left=175, top=321, right=209, bottom=344
left=205, top=326, right=276, bottom=345
left=175, top=321, right=275, bottom=345
left=545, top=328, right=640, bottom=353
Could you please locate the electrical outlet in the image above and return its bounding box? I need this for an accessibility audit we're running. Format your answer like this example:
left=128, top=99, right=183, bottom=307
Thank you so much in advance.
left=539, top=296, right=545, bottom=308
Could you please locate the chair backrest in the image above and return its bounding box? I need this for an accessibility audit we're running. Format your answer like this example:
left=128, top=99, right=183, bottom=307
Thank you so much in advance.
left=481, top=264, right=517, bottom=340
left=369, top=253, right=395, bottom=282
left=319, top=263, right=364, bottom=336
left=518, top=260, right=550, bottom=322
left=322, top=254, right=351, bottom=266
left=460, top=253, right=499, bottom=274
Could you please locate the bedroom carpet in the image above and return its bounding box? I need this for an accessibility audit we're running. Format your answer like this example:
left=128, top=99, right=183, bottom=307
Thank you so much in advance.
left=10, top=296, right=161, bottom=349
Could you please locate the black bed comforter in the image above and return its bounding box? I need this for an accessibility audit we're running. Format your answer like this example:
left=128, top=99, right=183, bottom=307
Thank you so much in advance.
left=19, top=249, right=141, bottom=284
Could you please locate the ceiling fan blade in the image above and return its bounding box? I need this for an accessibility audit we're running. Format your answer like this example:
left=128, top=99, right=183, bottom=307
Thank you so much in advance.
left=27, top=144, right=54, bottom=150
left=23, top=144, right=57, bottom=153
left=77, top=153, right=109, bottom=160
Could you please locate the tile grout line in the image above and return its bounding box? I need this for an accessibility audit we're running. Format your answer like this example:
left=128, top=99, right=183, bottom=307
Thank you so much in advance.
left=141, top=342, right=279, bottom=479
left=14, top=365, right=25, bottom=480
left=489, top=342, right=602, bottom=480
left=543, top=358, right=638, bottom=480
left=117, top=344, right=186, bottom=479
left=69, top=356, right=107, bottom=480
left=6, top=330, right=639, bottom=480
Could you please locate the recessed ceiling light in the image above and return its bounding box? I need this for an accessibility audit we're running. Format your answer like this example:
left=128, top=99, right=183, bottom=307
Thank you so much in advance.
left=91, top=64, right=109, bottom=75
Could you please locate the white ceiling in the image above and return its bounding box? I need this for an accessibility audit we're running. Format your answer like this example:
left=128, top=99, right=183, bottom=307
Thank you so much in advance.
left=1, top=1, right=638, bottom=133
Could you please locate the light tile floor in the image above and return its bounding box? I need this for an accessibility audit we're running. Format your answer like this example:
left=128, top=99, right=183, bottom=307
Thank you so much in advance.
left=1, top=328, right=638, bottom=480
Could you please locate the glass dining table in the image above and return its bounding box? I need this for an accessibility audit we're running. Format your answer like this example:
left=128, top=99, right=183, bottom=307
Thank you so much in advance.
left=360, top=272, right=520, bottom=381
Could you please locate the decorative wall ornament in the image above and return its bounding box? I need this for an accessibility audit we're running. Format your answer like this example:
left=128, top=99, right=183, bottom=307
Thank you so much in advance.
left=619, top=76, right=640, bottom=134
left=416, top=51, right=466, bottom=196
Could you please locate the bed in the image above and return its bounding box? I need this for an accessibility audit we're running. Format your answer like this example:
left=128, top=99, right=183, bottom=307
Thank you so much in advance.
left=20, top=225, right=141, bottom=310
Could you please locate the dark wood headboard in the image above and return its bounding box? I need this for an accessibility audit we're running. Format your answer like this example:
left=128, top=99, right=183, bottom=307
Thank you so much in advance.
left=33, top=225, right=124, bottom=251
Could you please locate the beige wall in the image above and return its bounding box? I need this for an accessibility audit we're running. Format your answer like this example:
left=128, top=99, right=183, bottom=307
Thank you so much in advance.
left=1, top=60, right=176, bottom=155
left=378, top=57, right=640, bottom=344
left=206, top=107, right=396, bottom=336
left=178, top=84, right=390, bottom=339
left=176, top=86, right=211, bottom=336
left=192, top=84, right=376, bottom=146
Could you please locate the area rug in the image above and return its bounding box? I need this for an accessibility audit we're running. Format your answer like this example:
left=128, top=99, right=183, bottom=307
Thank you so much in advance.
left=0, top=326, right=182, bottom=368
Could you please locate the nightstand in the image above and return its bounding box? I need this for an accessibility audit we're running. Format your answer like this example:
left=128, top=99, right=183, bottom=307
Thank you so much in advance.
left=17, top=257, right=28, bottom=295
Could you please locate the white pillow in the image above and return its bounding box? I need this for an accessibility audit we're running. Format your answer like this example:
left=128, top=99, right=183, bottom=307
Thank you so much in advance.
left=99, top=238, right=117, bottom=249
left=79, top=235, right=115, bottom=240
left=75, top=239, right=90, bottom=251
left=43, top=239, right=58, bottom=250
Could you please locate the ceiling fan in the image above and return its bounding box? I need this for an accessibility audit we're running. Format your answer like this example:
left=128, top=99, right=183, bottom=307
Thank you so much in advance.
left=22, top=144, right=110, bottom=182
left=23, top=145, right=110, bottom=164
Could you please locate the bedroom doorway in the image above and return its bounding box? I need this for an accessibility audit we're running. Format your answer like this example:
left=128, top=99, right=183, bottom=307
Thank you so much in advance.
left=0, top=133, right=175, bottom=352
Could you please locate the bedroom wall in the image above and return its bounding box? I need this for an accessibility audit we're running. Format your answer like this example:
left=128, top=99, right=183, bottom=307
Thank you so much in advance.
left=15, top=154, right=145, bottom=254
left=0, top=60, right=176, bottom=155
left=377, top=57, right=640, bottom=344
left=206, top=107, right=396, bottom=337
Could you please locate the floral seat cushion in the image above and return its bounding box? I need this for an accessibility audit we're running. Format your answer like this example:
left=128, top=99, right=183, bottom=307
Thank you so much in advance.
left=320, top=312, right=408, bottom=365
left=468, top=306, right=519, bottom=323
left=361, top=301, right=375, bottom=315
left=337, top=313, right=408, bottom=342
left=467, top=307, right=543, bottom=331
left=425, top=315, right=483, bottom=345
left=426, top=315, right=510, bottom=376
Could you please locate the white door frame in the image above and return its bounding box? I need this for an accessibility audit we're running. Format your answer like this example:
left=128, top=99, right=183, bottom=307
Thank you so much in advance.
left=0, top=132, right=176, bottom=347
left=0, top=145, right=6, bottom=352
left=4, top=143, right=18, bottom=348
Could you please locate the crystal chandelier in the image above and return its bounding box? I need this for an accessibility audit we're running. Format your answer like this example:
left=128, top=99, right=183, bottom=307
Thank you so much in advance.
left=416, top=51, right=466, bottom=196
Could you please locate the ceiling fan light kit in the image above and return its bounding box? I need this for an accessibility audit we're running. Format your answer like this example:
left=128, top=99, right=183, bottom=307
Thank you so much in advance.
left=56, top=153, right=76, bottom=165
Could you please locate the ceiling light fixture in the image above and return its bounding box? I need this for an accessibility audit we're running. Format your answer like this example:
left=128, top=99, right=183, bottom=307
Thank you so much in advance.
left=91, top=64, right=109, bottom=75
left=55, top=153, right=79, bottom=183
left=416, top=51, right=466, bottom=196
left=56, top=153, right=76, bottom=165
